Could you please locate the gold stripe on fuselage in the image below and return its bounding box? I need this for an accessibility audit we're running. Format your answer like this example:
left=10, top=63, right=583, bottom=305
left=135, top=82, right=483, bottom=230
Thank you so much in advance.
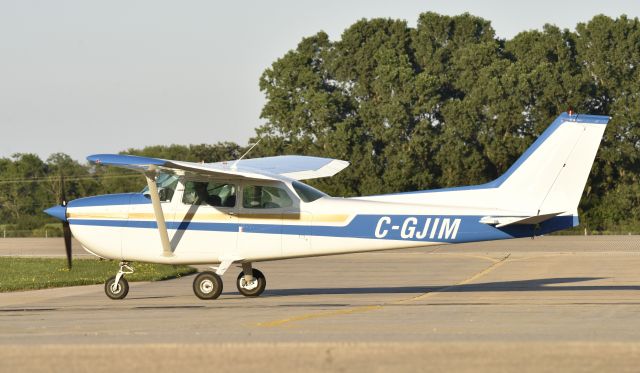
left=67, top=211, right=350, bottom=224
left=66, top=212, right=128, bottom=220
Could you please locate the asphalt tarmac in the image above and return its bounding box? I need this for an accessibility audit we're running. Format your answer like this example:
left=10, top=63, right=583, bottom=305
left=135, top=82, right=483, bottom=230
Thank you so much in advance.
left=1, top=236, right=640, bottom=372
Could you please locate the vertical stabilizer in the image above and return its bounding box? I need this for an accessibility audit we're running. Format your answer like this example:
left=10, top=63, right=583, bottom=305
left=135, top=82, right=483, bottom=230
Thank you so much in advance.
left=494, top=113, right=609, bottom=214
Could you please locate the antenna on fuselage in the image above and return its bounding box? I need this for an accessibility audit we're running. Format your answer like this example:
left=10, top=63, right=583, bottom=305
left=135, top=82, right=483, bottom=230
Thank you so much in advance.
left=231, top=139, right=261, bottom=170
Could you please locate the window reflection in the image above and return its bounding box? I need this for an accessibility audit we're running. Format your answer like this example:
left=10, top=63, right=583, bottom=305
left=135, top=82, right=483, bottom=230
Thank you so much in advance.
left=182, top=181, right=237, bottom=207
left=243, top=185, right=292, bottom=209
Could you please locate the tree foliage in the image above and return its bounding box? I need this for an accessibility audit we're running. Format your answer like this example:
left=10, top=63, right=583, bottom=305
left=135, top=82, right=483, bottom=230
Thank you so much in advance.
left=256, top=12, right=640, bottom=232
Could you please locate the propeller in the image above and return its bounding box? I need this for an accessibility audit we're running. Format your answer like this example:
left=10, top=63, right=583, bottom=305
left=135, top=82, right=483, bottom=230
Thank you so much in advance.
left=60, top=174, right=72, bottom=269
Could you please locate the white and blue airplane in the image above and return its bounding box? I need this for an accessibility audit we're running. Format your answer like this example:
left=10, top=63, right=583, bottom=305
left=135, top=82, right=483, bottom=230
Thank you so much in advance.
left=45, top=112, right=609, bottom=300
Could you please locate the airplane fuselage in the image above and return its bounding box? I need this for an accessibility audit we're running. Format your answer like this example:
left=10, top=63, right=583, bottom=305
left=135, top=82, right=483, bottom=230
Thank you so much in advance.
left=67, top=181, right=576, bottom=265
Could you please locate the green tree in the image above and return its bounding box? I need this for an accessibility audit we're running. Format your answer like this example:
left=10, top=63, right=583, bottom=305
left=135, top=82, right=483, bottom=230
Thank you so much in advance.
left=257, top=12, right=640, bottom=231
left=0, top=154, right=49, bottom=230
left=574, top=15, right=640, bottom=231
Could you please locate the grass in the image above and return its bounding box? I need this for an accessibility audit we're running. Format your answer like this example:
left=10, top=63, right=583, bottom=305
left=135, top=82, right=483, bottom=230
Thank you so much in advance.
left=0, top=258, right=197, bottom=292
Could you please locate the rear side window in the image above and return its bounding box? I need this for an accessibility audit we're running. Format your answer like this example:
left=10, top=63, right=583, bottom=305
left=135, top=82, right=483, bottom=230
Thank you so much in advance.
left=292, top=181, right=326, bottom=203
left=243, top=185, right=293, bottom=209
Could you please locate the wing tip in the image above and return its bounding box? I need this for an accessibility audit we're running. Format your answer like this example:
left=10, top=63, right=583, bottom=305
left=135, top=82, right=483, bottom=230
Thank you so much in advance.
left=87, top=154, right=166, bottom=167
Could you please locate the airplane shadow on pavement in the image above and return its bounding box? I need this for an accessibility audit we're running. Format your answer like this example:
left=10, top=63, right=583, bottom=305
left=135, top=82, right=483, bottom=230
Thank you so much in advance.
left=259, top=277, right=640, bottom=297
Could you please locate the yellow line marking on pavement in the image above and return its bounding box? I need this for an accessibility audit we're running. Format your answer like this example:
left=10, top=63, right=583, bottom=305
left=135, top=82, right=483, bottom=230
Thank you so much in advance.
left=397, top=253, right=510, bottom=303
left=255, top=253, right=511, bottom=328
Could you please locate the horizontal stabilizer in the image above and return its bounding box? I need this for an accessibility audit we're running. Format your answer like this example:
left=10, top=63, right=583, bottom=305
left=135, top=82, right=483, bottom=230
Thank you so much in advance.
left=479, top=212, right=564, bottom=228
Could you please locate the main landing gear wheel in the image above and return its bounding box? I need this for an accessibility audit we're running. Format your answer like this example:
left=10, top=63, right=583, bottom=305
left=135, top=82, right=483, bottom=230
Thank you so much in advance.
left=236, top=269, right=266, bottom=297
left=105, top=276, right=129, bottom=300
left=193, top=271, right=223, bottom=300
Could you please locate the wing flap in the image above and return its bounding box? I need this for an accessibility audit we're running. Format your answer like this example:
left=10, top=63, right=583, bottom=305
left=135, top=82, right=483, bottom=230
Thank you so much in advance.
left=166, top=160, right=275, bottom=180
left=223, top=155, right=349, bottom=180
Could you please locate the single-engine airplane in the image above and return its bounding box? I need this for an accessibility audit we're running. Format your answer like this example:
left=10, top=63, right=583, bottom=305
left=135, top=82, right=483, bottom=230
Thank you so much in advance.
left=45, top=112, right=609, bottom=300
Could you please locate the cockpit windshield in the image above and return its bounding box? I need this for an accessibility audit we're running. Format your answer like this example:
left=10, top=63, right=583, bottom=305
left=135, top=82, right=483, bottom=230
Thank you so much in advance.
left=141, top=173, right=179, bottom=202
left=291, top=181, right=328, bottom=203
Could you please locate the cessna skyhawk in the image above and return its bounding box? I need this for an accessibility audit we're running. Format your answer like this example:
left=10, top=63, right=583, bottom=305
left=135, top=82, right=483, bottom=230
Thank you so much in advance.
left=45, top=112, right=609, bottom=300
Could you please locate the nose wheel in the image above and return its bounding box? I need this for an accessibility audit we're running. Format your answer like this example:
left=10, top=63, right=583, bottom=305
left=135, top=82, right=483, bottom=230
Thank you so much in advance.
left=236, top=268, right=266, bottom=297
left=105, top=276, right=129, bottom=299
left=105, top=262, right=133, bottom=300
left=193, top=271, right=223, bottom=300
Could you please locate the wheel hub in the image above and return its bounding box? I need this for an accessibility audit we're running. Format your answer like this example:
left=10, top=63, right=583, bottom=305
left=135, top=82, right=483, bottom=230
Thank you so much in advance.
left=200, top=279, right=214, bottom=294
left=240, top=278, right=259, bottom=290
left=110, top=283, right=121, bottom=294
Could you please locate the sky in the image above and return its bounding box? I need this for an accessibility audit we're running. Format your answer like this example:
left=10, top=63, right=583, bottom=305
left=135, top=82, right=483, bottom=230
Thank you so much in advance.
left=1, top=0, right=639, bottom=162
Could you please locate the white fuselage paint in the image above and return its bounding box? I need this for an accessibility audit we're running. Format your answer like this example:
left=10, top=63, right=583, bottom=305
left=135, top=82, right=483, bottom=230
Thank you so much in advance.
left=68, top=177, right=521, bottom=265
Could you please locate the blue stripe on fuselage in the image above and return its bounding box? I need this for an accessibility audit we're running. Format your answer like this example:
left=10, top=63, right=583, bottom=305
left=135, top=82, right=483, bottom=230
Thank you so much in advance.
left=69, top=214, right=577, bottom=243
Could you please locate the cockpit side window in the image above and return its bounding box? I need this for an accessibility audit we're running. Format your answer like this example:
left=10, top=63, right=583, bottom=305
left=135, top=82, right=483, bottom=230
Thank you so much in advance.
left=242, top=185, right=293, bottom=209
left=182, top=181, right=237, bottom=207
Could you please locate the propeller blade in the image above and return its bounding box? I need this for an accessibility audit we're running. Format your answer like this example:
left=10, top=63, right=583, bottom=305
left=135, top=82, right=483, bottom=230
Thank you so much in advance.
left=60, top=173, right=72, bottom=269
left=60, top=173, right=67, bottom=207
left=63, top=221, right=72, bottom=269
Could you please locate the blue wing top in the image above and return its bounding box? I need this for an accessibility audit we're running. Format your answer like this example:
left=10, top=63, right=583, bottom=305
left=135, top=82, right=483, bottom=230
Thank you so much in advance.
left=87, top=154, right=349, bottom=181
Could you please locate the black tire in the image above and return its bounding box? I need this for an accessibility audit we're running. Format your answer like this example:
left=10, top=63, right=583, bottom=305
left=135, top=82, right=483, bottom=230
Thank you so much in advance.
left=105, top=276, right=129, bottom=300
left=193, top=271, right=223, bottom=300
left=236, top=269, right=266, bottom=297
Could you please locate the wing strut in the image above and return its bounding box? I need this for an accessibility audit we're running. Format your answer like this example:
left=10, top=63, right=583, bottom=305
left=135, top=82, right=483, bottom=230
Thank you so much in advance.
left=145, top=169, right=173, bottom=256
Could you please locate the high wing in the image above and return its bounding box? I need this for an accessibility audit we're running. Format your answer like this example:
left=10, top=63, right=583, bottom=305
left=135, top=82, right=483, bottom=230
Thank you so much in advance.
left=87, top=154, right=349, bottom=181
